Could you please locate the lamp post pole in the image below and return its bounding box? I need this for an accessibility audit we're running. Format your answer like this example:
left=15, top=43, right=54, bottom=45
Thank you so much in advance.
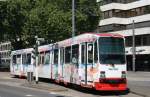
left=132, top=20, right=136, bottom=72
left=34, top=36, right=45, bottom=84
left=71, top=0, right=76, bottom=83
left=71, top=0, right=75, bottom=61
left=35, top=36, right=39, bottom=84
left=72, top=0, right=75, bottom=38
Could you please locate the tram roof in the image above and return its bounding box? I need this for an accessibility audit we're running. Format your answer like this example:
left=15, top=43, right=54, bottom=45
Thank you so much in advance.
left=58, top=33, right=124, bottom=47
left=94, top=33, right=124, bottom=38
left=38, top=44, right=53, bottom=52
left=11, top=33, right=124, bottom=52
left=11, top=48, right=33, bottom=55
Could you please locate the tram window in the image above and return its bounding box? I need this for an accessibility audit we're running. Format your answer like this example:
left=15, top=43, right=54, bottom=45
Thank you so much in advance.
left=26, top=54, right=31, bottom=64
left=13, top=55, right=16, bottom=64
left=16, top=54, right=21, bottom=64
left=22, top=54, right=26, bottom=64
left=60, top=48, right=64, bottom=64
left=88, top=43, right=93, bottom=64
left=39, top=52, right=44, bottom=64
left=81, top=44, right=86, bottom=64
left=41, top=53, right=45, bottom=64
left=44, top=51, right=50, bottom=64
left=42, top=55, right=44, bottom=64
left=94, top=41, right=98, bottom=62
left=38, top=55, right=41, bottom=64
left=65, top=46, right=71, bottom=63
left=54, top=49, right=58, bottom=64
left=72, top=45, right=79, bottom=64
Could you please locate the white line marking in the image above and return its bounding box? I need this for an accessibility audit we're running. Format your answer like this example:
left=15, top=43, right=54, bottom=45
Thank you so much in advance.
left=25, top=94, right=33, bottom=96
left=49, top=92, right=57, bottom=95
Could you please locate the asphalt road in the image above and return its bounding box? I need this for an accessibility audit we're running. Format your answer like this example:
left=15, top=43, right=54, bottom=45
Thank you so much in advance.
left=0, top=83, right=143, bottom=97
left=0, top=72, right=148, bottom=97
left=0, top=84, right=66, bottom=97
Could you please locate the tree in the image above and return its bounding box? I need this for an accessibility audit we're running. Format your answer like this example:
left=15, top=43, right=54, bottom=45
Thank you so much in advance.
left=0, top=1, right=8, bottom=42
left=47, top=0, right=100, bottom=34
left=3, top=0, right=33, bottom=49
left=1, top=0, right=101, bottom=49
left=75, top=0, right=100, bottom=33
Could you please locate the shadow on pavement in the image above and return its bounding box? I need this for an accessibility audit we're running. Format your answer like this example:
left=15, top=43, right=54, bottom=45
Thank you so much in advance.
left=64, top=84, right=130, bottom=96
left=37, top=78, right=130, bottom=96
left=13, top=76, right=130, bottom=96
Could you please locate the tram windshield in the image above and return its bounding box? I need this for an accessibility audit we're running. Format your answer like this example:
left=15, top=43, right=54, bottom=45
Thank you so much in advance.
left=99, top=37, right=125, bottom=64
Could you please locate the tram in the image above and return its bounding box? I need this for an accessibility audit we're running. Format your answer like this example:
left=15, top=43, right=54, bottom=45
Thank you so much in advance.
left=10, top=33, right=127, bottom=91
left=10, top=48, right=33, bottom=77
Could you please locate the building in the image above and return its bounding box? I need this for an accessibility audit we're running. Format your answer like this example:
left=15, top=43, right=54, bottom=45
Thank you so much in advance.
left=98, top=0, right=150, bottom=71
left=0, top=42, right=11, bottom=70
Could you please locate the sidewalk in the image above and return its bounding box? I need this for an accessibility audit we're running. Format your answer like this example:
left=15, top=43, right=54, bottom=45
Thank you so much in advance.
left=127, top=71, right=150, bottom=97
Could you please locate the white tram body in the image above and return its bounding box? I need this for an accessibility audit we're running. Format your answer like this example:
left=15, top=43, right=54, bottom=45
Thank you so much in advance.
left=10, top=33, right=127, bottom=91
left=10, top=48, right=33, bottom=76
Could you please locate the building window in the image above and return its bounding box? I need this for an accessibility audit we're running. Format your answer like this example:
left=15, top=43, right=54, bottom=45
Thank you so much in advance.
left=144, top=6, right=150, bottom=14
left=101, top=0, right=139, bottom=5
left=125, top=35, right=150, bottom=47
left=125, top=36, right=132, bottom=47
left=102, top=5, right=150, bottom=19
left=143, top=35, right=150, bottom=46
left=135, top=36, right=142, bottom=46
left=99, top=24, right=126, bottom=33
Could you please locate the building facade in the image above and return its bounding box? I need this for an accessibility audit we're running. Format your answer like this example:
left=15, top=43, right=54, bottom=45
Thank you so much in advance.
left=0, top=42, right=11, bottom=70
left=99, top=0, right=150, bottom=71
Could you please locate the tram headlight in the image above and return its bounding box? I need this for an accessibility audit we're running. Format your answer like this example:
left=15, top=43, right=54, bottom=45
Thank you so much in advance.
left=100, top=71, right=106, bottom=78
left=121, top=71, right=126, bottom=78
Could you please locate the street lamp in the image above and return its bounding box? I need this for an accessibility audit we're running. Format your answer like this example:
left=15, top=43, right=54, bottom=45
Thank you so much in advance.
left=71, top=0, right=75, bottom=64
left=72, top=0, right=75, bottom=39
left=132, top=20, right=136, bottom=72
left=34, top=36, right=44, bottom=84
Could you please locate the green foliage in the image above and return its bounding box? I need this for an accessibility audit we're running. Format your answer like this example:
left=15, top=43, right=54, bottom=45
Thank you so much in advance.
left=0, top=1, right=8, bottom=41
left=3, top=0, right=32, bottom=49
left=0, top=0, right=100, bottom=49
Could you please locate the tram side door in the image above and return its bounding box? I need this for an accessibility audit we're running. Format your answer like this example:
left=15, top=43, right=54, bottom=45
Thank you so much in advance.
left=50, top=50, right=54, bottom=79
left=52, top=49, right=59, bottom=80
left=71, top=44, right=79, bottom=84
left=87, top=43, right=94, bottom=84
left=60, top=48, right=65, bottom=80
left=80, top=43, right=87, bottom=85
left=80, top=42, right=94, bottom=85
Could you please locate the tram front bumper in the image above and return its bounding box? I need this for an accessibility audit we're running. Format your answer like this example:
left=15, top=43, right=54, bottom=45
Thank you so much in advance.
left=94, top=78, right=127, bottom=91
